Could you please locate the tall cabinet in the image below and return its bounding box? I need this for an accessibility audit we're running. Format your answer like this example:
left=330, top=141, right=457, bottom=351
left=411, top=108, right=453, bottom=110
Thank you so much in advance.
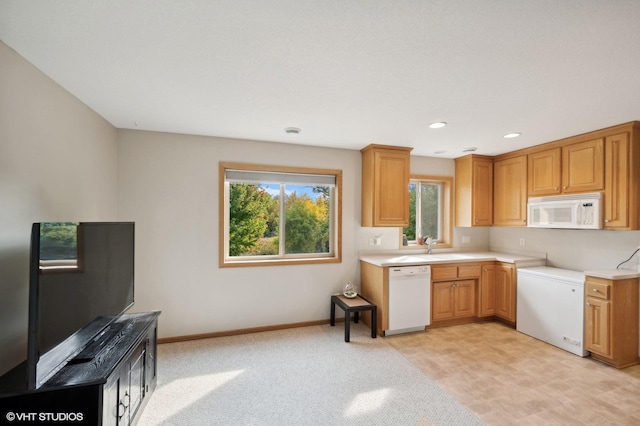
left=454, top=155, right=493, bottom=227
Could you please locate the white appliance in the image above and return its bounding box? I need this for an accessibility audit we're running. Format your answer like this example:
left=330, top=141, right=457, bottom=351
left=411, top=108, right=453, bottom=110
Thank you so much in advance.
left=527, top=192, right=602, bottom=229
left=516, top=266, right=587, bottom=356
left=387, top=265, right=431, bottom=335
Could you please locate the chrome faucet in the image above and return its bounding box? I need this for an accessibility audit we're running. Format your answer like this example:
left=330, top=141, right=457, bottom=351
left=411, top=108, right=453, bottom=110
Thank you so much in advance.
left=425, top=237, right=437, bottom=254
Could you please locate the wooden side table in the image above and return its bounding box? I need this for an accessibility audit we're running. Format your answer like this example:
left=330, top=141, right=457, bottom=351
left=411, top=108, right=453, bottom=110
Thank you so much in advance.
left=330, top=294, right=377, bottom=342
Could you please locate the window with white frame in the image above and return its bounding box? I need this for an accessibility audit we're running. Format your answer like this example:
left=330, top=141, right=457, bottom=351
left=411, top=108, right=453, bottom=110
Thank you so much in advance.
left=220, top=163, right=342, bottom=266
left=402, top=176, right=452, bottom=247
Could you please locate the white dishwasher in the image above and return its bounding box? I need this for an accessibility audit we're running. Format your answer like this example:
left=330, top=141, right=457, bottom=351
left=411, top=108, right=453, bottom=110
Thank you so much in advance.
left=516, top=266, right=587, bottom=356
left=387, top=265, right=431, bottom=335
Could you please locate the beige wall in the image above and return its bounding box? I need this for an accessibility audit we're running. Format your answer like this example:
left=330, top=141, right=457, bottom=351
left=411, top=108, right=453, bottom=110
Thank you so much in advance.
left=0, top=41, right=119, bottom=376
left=118, top=131, right=352, bottom=337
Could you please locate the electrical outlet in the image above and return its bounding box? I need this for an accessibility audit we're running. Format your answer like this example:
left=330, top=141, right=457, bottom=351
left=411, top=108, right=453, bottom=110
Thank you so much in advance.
left=462, top=236, right=471, bottom=244
left=519, top=238, right=525, bottom=247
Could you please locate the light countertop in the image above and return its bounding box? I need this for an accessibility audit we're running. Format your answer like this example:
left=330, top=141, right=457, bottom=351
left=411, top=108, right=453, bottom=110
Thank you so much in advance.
left=359, top=251, right=546, bottom=268
left=584, top=269, right=640, bottom=280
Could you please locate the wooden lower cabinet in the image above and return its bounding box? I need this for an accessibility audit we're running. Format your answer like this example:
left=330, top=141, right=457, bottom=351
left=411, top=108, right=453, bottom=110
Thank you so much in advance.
left=478, top=262, right=515, bottom=323
left=584, top=276, right=639, bottom=368
left=432, top=280, right=476, bottom=321
left=479, top=264, right=496, bottom=317
left=360, top=260, right=522, bottom=334
left=495, top=263, right=516, bottom=322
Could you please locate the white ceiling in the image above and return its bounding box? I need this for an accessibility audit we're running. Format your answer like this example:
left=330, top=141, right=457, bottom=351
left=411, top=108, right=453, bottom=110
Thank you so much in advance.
left=2, top=1, right=639, bottom=158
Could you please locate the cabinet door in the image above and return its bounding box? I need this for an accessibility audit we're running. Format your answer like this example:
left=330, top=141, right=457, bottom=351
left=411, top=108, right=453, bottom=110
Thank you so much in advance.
left=528, top=147, right=561, bottom=196
left=374, top=150, right=410, bottom=226
left=102, top=374, right=120, bottom=426
left=472, top=158, right=493, bottom=226
left=495, top=264, right=515, bottom=322
left=604, top=132, right=630, bottom=228
left=432, top=281, right=454, bottom=321
left=455, top=155, right=493, bottom=227
left=494, top=155, right=527, bottom=226
left=585, top=297, right=610, bottom=356
left=479, top=264, right=496, bottom=317
left=453, top=280, right=476, bottom=318
left=562, top=138, right=604, bottom=193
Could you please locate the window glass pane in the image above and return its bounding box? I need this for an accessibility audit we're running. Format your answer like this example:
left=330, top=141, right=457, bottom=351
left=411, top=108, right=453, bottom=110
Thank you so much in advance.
left=284, top=184, right=331, bottom=254
left=222, top=163, right=341, bottom=265
left=229, top=183, right=279, bottom=256
left=403, top=183, right=417, bottom=241
left=420, top=183, right=441, bottom=240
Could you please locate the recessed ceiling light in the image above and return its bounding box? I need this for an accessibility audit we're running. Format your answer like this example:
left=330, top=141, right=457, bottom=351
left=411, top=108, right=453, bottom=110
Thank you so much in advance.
left=504, top=132, right=521, bottom=139
left=462, top=147, right=477, bottom=153
left=433, top=150, right=447, bottom=154
left=284, top=127, right=301, bottom=135
left=429, top=122, right=447, bottom=129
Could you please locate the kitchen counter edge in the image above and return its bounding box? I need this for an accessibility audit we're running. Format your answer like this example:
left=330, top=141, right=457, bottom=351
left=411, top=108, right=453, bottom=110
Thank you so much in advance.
left=359, top=252, right=546, bottom=268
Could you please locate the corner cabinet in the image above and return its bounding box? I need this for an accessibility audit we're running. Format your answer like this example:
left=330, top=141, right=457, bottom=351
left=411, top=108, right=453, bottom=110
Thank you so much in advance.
left=0, top=312, right=160, bottom=426
left=478, top=262, right=516, bottom=323
left=585, top=276, right=639, bottom=368
left=454, top=155, right=493, bottom=227
left=478, top=263, right=496, bottom=317
left=494, top=263, right=516, bottom=323
left=361, top=144, right=412, bottom=227
left=493, top=155, right=527, bottom=226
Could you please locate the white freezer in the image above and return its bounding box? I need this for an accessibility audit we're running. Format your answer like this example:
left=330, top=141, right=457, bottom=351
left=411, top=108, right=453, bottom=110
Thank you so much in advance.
left=516, top=266, right=587, bottom=356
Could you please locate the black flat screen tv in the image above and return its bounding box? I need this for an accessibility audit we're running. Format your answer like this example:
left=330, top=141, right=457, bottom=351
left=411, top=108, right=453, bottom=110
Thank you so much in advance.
left=27, top=222, right=134, bottom=389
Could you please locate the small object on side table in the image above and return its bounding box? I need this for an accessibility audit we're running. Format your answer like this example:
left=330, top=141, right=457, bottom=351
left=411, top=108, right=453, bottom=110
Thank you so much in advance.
left=343, top=281, right=357, bottom=298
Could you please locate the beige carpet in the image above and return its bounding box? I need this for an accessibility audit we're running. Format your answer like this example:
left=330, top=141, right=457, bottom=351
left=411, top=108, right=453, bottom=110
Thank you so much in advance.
left=137, top=323, right=483, bottom=425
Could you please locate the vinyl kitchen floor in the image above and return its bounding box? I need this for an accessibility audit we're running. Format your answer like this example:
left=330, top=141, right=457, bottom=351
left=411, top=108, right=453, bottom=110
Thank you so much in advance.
left=385, top=321, right=640, bottom=425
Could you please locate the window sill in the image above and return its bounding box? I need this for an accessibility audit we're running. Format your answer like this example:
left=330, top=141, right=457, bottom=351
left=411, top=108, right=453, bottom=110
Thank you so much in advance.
left=220, top=256, right=342, bottom=268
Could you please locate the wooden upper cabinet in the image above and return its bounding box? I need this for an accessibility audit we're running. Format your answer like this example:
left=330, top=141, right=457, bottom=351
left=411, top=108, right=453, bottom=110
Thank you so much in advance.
left=528, top=138, right=604, bottom=196
left=604, top=132, right=631, bottom=229
left=455, top=155, right=493, bottom=227
left=361, top=144, right=412, bottom=227
left=561, top=138, right=604, bottom=193
left=494, top=155, right=527, bottom=226
left=528, top=147, right=561, bottom=196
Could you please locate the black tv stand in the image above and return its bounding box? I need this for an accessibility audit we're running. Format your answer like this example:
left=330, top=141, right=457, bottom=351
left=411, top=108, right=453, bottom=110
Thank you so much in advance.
left=0, top=311, right=160, bottom=426
left=71, top=322, right=128, bottom=363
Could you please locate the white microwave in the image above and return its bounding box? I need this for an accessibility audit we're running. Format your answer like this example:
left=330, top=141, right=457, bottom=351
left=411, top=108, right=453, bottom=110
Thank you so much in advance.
left=527, top=193, right=602, bottom=229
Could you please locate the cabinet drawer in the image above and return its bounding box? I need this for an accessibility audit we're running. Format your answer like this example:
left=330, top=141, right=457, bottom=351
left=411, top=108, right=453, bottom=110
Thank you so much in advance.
left=458, top=265, right=481, bottom=278
left=586, top=280, right=610, bottom=300
left=432, top=266, right=458, bottom=281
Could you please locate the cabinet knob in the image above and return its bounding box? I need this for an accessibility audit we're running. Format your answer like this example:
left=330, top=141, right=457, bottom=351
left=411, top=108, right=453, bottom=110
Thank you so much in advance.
left=554, top=187, right=559, bottom=191
left=563, top=186, right=567, bottom=190
left=593, top=288, right=599, bottom=293
left=605, top=219, right=610, bottom=223
left=586, top=302, right=591, bottom=306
